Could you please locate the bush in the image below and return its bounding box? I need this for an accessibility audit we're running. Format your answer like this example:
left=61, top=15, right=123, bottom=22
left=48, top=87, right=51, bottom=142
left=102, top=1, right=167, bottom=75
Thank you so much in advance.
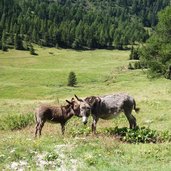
left=29, top=44, right=37, bottom=55
left=165, top=65, right=171, bottom=79
left=128, top=62, right=134, bottom=70
left=129, top=46, right=140, bottom=60
left=128, top=61, right=147, bottom=70
left=0, top=113, right=34, bottom=130
left=134, top=61, right=142, bottom=69
left=67, top=71, right=77, bottom=87
left=104, top=126, right=171, bottom=143
left=2, top=44, right=8, bottom=51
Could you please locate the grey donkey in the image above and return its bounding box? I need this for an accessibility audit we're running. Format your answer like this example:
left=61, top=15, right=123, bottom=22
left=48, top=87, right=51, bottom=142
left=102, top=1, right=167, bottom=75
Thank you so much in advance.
left=73, top=93, right=140, bottom=134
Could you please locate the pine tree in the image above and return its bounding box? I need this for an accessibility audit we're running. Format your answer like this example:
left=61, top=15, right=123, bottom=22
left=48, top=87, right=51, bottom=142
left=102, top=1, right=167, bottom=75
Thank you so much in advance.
left=129, top=46, right=140, bottom=60
left=67, top=71, right=77, bottom=87
left=14, top=33, right=24, bottom=50
left=1, top=31, right=8, bottom=51
left=140, top=6, right=171, bottom=78
left=0, top=0, right=169, bottom=50
left=29, top=44, right=36, bottom=55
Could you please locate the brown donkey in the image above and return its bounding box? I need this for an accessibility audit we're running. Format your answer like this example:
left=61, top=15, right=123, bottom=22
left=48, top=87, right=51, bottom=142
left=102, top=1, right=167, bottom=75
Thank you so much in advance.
left=35, top=100, right=75, bottom=137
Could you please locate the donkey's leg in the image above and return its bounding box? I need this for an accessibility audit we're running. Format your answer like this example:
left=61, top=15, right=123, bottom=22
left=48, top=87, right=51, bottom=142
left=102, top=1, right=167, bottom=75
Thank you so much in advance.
left=91, top=117, right=99, bottom=134
left=38, top=120, right=45, bottom=137
left=131, top=115, right=137, bottom=128
left=35, top=122, right=40, bottom=138
left=125, top=114, right=133, bottom=129
left=124, top=109, right=137, bottom=129
left=61, top=123, right=65, bottom=135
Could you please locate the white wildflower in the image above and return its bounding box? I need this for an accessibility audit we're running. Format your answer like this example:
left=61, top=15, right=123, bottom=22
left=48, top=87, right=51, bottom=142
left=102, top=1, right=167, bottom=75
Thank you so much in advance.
left=19, top=160, right=28, bottom=166
left=11, top=162, right=19, bottom=170
left=10, top=149, right=16, bottom=153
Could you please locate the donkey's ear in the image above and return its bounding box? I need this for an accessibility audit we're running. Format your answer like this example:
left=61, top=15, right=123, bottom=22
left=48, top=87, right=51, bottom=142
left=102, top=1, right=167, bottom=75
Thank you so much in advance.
left=90, top=96, right=97, bottom=105
left=74, top=94, right=83, bottom=102
left=66, top=100, right=72, bottom=105
left=86, top=96, right=98, bottom=106
left=71, top=97, right=75, bottom=102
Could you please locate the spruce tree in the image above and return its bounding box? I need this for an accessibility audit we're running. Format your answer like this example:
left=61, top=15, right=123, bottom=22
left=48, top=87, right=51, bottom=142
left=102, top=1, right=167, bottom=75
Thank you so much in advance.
left=0, top=0, right=169, bottom=49
left=67, top=71, right=77, bottom=87
left=29, top=44, right=36, bottom=55
left=14, top=33, right=24, bottom=50
left=1, top=31, right=7, bottom=51
left=140, top=6, right=171, bottom=78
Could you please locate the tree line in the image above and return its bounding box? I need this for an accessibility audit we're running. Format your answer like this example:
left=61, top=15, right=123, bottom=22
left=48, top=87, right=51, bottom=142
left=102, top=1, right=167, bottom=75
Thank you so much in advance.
left=128, top=5, right=171, bottom=79
left=140, top=6, right=171, bottom=79
left=0, top=0, right=170, bottom=50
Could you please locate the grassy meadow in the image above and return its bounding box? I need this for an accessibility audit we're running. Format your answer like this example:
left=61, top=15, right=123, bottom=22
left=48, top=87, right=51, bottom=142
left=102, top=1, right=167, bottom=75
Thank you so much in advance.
left=0, top=47, right=171, bottom=170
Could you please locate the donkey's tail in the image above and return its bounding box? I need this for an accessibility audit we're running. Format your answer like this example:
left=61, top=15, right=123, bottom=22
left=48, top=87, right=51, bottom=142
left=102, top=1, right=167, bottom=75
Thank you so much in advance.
left=133, top=99, right=140, bottom=113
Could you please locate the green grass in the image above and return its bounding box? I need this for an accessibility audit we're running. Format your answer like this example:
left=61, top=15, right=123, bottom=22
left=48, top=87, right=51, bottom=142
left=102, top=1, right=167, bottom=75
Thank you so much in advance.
left=0, top=47, right=171, bottom=170
left=0, top=47, right=129, bottom=99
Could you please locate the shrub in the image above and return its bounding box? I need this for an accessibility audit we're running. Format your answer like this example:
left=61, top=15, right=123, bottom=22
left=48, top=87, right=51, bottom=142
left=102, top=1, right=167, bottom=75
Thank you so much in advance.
left=29, top=44, right=37, bottom=55
left=134, top=61, right=142, bottom=69
left=128, top=62, right=134, bottom=70
left=129, top=46, right=140, bottom=60
left=67, top=71, right=77, bottom=87
left=128, top=61, right=147, bottom=70
left=165, top=65, right=171, bottom=79
left=104, top=126, right=171, bottom=143
left=2, top=44, right=8, bottom=51
left=159, top=130, right=171, bottom=142
left=0, top=113, right=34, bottom=130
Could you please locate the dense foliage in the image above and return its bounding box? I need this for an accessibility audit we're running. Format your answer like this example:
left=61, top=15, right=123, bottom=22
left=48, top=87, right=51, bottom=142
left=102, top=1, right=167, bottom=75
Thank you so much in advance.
left=0, top=0, right=169, bottom=49
left=140, top=6, right=171, bottom=79
left=0, top=113, right=34, bottom=130
left=105, top=126, right=171, bottom=143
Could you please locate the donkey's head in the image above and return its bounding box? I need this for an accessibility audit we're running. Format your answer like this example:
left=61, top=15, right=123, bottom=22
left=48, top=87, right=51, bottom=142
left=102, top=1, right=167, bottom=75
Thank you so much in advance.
left=66, top=97, right=81, bottom=117
left=73, top=95, right=91, bottom=124
left=64, top=101, right=76, bottom=117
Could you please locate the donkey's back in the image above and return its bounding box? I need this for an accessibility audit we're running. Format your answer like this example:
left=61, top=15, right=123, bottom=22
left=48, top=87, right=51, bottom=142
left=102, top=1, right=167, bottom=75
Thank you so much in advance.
left=35, top=103, right=74, bottom=137
left=93, top=93, right=139, bottom=119
left=100, top=93, right=135, bottom=110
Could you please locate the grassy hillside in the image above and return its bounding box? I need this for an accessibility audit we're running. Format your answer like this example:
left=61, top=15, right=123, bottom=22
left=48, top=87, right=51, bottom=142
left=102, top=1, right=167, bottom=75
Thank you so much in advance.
left=0, top=47, right=171, bottom=170
left=0, top=47, right=129, bottom=99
